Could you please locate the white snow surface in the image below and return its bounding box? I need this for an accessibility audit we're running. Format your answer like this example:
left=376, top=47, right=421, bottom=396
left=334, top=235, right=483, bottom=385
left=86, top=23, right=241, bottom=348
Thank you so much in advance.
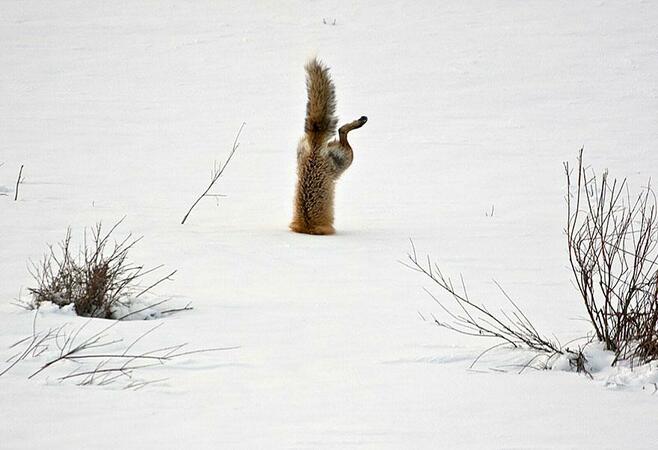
left=2, top=1, right=658, bottom=448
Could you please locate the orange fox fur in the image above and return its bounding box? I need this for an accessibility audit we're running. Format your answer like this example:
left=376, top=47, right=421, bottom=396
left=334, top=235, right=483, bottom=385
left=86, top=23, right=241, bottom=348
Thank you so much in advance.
left=290, top=58, right=367, bottom=235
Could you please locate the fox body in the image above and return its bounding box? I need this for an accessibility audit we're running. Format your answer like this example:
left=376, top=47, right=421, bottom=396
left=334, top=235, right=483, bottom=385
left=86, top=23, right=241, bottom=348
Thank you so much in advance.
left=290, top=58, right=367, bottom=235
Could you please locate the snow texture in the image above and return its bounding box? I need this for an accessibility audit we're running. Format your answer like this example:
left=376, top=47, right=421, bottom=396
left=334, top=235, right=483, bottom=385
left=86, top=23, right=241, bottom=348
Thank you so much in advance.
left=1, top=1, right=658, bottom=449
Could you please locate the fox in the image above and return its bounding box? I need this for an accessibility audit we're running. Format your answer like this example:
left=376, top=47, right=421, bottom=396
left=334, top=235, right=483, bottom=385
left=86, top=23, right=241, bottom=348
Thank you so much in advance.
left=290, top=58, right=367, bottom=235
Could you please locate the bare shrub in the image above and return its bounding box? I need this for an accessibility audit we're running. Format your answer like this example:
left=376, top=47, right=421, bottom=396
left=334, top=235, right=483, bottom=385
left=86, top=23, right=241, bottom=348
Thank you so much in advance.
left=406, top=150, right=658, bottom=375
left=27, top=219, right=175, bottom=319
left=566, top=149, right=658, bottom=364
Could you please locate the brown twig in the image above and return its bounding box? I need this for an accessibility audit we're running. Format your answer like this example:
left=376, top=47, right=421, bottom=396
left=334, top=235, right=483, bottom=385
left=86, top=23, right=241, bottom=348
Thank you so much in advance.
left=181, top=122, right=246, bottom=225
left=14, top=164, right=23, bottom=201
left=0, top=308, right=240, bottom=388
left=404, top=240, right=586, bottom=372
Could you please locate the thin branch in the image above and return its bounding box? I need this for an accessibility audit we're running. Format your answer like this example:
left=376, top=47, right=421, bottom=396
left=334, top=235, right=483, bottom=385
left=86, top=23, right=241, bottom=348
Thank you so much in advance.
left=181, top=122, right=246, bottom=225
left=14, top=164, right=24, bottom=201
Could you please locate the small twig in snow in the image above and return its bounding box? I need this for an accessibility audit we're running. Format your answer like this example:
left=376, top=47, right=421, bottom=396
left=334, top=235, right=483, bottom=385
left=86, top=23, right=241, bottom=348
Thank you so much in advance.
left=181, top=122, right=246, bottom=225
left=14, top=164, right=24, bottom=201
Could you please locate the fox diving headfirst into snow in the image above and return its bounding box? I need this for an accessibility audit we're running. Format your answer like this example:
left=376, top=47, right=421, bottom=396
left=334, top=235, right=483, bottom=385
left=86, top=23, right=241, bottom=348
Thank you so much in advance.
left=290, top=58, right=367, bottom=235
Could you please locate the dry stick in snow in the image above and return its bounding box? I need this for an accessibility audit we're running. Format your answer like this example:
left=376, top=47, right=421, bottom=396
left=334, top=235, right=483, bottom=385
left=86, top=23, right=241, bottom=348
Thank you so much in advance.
left=181, top=122, right=246, bottom=225
left=403, top=239, right=563, bottom=354
left=14, top=164, right=24, bottom=201
left=24, top=300, right=171, bottom=380
left=160, top=301, right=193, bottom=316
left=0, top=300, right=239, bottom=387
left=403, top=239, right=589, bottom=374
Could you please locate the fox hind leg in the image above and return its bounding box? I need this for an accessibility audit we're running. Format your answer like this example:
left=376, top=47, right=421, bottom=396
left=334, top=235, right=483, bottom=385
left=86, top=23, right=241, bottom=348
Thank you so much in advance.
left=327, top=116, right=368, bottom=176
left=340, top=116, right=368, bottom=134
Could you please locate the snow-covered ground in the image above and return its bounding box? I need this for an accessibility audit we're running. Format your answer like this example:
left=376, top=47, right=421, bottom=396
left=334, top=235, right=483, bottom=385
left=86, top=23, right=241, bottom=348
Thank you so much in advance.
left=2, top=1, right=658, bottom=448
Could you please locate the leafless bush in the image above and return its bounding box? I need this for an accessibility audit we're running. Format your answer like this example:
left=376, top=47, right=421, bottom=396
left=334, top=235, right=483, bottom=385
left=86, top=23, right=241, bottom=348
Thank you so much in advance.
left=406, top=150, right=658, bottom=374
left=404, top=241, right=587, bottom=373
left=27, top=219, right=176, bottom=319
left=566, top=149, right=658, bottom=364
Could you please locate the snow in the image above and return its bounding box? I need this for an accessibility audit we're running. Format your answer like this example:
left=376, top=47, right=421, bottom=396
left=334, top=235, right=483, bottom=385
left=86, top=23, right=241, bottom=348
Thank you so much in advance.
left=2, top=0, right=658, bottom=448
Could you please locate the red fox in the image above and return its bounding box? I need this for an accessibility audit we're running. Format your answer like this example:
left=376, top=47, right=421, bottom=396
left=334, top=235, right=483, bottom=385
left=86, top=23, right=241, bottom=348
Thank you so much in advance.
left=290, top=58, right=367, bottom=235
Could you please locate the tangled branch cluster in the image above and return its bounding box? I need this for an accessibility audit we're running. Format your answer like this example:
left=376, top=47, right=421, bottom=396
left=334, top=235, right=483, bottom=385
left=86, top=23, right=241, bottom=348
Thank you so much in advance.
left=566, top=149, right=658, bottom=364
left=27, top=220, right=175, bottom=319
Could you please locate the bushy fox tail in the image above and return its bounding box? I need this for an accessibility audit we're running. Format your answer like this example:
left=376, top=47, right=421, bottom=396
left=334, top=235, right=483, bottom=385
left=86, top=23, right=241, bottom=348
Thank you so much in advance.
left=304, top=58, right=337, bottom=146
